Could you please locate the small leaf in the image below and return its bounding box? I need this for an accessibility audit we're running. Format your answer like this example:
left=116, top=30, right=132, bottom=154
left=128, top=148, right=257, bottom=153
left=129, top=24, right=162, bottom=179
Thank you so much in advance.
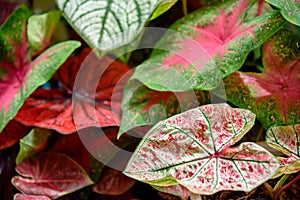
left=55, top=0, right=163, bottom=51
left=27, top=10, right=61, bottom=55
left=131, top=0, right=285, bottom=91
left=15, top=49, right=131, bottom=133
left=124, top=104, right=279, bottom=195
left=12, top=153, right=93, bottom=199
left=14, top=194, right=51, bottom=200
left=93, top=166, right=135, bottom=195
left=265, top=0, right=300, bottom=26
left=149, top=0, right=178, bottom=20
left=153, top=184, right=191, bottom=200
left=266, top=124, right=300, bottom=178
left=16, top=128, right=52, bottom=164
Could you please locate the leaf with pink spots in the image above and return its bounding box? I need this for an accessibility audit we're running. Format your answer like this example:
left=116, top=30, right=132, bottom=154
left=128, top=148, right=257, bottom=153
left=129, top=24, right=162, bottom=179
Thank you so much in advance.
left=124, top=104, right=279, bottom=195
left=218, top=30, right=300, bottom=129
left=266, top=124, right=300, bottom=178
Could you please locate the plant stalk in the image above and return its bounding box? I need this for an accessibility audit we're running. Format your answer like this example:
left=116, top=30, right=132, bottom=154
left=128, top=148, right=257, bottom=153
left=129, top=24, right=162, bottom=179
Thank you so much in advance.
left=273, top=173, right=300, bottom=200
left=182, top=0, right=188, bottom=16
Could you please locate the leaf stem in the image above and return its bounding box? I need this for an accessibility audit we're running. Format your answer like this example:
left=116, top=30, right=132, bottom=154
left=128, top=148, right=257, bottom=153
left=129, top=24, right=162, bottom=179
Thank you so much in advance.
left=182, top=0, right=188, bottom=16
left=261, top=182, right=273, bottom=199
left=273, top=173, right=300, bottom=200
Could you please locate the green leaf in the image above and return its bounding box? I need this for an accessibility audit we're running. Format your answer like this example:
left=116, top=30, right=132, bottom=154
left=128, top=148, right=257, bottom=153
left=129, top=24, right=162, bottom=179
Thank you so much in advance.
left=16, top=128, right=52, bottom=164
left=149, top=0, right=178, bottom=20
left=265, top=0, right=300, bottom=26
left=55, top=0, right=163, bottom=51
left=27, top=10, right=61, bottom=56
left=266, top=124, right=300, bottom=178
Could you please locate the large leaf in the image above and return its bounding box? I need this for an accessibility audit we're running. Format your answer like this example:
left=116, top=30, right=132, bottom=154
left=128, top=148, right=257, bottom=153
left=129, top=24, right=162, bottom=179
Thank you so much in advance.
left=265, top=0, right=300, bottom=26
left=15, top=48, right=131, bottom=134
left=119, top=79, right=210, bottom=136
left=55, top=0, right=163, bottom=51
left=0, top=6, right=81, bottom=132
left=131, top=0, right=285, bottom=91
left=218, top=30, right=300, bottom=129
left=124, top=104, right=279, bottom=195
left=266, top=124, right=300, bottom=178
left=12, top=153, right=93, bottom=199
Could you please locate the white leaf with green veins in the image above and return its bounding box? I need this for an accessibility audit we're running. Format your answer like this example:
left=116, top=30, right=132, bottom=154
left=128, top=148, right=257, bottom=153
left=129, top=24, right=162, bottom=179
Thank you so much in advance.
left=56, top=0, right=162, bottom=51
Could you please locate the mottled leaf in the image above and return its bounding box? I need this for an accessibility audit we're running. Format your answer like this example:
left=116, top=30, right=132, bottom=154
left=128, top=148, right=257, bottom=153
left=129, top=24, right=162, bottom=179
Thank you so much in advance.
left=14, top=194, right=51, bottom=200
left=149, top=0, right=178, bottom=20
left=266, top=124, right=300, bottom=178
left=119, top=79, right=210, bottom=137
left=0, top=120, right=31, bottom=150
left=15, top=48, right=131, bottom=134
left=93, top=167, right=135, bottom=195
left=153, top=184, right=191, bottom=200
left=131, top=0, right=285, bottom=91
left=27, top=10, right=61, bottom=55
left=16, top=128, right=52, bottom=164
left=12, top=153, right=93, bottom=199
left=265, top=0, right=300, bottom=26
left=124, top=104, right=279, bottom=195
left=219, top=30, right=300, bottom=129
left=55, top=0, right=162, bottom=51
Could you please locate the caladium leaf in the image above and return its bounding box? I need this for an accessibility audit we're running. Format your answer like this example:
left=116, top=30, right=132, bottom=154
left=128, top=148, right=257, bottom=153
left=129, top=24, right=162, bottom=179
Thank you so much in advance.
left=265, top=0, right=300, bottom=26
left=12, top=152, right=93, bottom=199
left=0, top=5, right=81, bottom=132
left=131, top=0, right=285, bottom=91
left=266, top=124, right=300, bottom=178
left=119, top=79, right=210, bottom=136
left=15, top=48, right=131, bottom=134
left=124, top=104, right=279, bottom=195
left=93, top=166, right=135, bottom=195
left=153, top=184, right=191, bottom=200
left=149, top=0, right=178, bottom=20
left=27, top=10, right=61, bottom=56
left=0, top=120, right=31, bottom=150
left=55, top=0, right=163, bottom=51
left=14, top=194, right=51, bottom=200
left=16, top=128, right=52, bottom=164
left=219, top=30, right=300, bottom=129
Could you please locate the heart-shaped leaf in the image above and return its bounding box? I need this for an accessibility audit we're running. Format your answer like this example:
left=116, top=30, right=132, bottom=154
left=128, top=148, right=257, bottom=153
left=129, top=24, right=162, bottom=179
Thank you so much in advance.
left=0, top=5, right=81, bottom=132
left=218, top=30, right=300, bottom=129
left=27, top=10, right=61, bottom=56
left=0, top=120, right=31, bottom=150
left=15, top=48, right=131, bottom=134
left=119, top=79, right=210, bottom=137
left=265, top=0, right=300, bottom=26
left=55, top=0, right=162, bottom=51
left=12, top=152, right=93, bottom=199
left=124, top=104, right=279, bottom=195
left=14, top=194, right=51, bottom=200
left=266, top=124, right=300, bottom=178
left=131, top=0, right=285, bottom=91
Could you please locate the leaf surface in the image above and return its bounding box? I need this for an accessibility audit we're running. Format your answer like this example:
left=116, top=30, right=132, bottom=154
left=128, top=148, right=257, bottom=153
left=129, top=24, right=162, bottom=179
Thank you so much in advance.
left=153, top=184, right=191, bottom=200
left=219, top=30, right=300, bottom=128
left=265, top=0, right=300, bottom=26
left=15, top=49, right=131, bottom=134
left=12, top=153, right=93, bottom=199
left=131, top=0, right=285, bottom=91
left=124, top=104, right=279, bottom=195
left=14, top=194, right=51, bottom=200
left=149, top=0, right=178, bottom=20
left=55, top=0, right=162, bottom=51
left=266, top=124, right=300, bottom=178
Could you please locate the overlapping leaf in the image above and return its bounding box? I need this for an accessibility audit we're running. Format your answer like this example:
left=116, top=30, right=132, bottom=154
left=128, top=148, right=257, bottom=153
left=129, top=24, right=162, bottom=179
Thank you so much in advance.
left=15, top=48, right=131, bottom=134
left=266, top=124, right=300, bottom=178
left=131, top=0, right=285, bottom=91
left=124, top=104, right=279, bottom=195
left=219, top=30, right=300, bottom=129
left=55, top=0, right=163, bottom=51
left=119, top=79, right=210, bottom=136
left=12, top=153, right=93, bottom=199
left=0, top=6, right=81, bottom=132
left=153, top=184, right=191, bottom=200
left=265, top=0, right=300, bottom=26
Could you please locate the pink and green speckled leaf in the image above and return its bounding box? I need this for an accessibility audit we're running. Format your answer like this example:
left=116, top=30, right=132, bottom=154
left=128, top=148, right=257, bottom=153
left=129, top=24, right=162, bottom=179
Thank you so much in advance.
left=131, top=0, right=285, bottom=91
left=124, top=104, right=279, bottom=195
left=0, top=5, right=81, bottom=132
left=266, top=124, right=300, bottom=178
left=12, top=153, right=93, bottom=199
left=219, top=30, right=300, bottom=129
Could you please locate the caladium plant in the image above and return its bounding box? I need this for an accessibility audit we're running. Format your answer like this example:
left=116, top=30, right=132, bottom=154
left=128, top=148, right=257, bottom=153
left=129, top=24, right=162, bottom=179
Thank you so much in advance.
left=124, top=104, right=279, bottom=195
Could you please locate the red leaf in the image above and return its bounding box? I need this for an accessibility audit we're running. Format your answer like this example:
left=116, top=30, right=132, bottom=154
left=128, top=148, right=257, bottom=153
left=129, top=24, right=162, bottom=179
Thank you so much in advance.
left=12, top=152, right=93, bottom=199
left=14, top=194, right=51, bottom=200
left=0, top=120, right=31, bottom=150
left=15, top=49, right=131, bottom=133
left=93, top=166, right=135, bottom=195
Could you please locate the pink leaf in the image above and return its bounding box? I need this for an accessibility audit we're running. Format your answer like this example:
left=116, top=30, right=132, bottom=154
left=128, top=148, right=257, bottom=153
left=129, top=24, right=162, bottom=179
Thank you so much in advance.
left=12, top=152, right=93, bottom=199
left=14, top=194, right=51, bottom=200
left=154, top=184, right=191, bottom=200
